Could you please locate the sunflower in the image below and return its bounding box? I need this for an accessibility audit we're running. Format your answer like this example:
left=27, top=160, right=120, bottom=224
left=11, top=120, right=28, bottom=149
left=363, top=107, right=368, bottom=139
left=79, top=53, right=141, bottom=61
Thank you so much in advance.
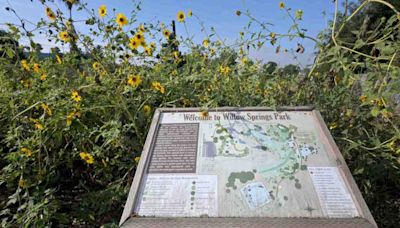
left=30, top=118, right=44, bottom=130
left=173, top=51, right=179, bottom=59
left=143, top=105, right=151, bottom=114
left=296, top=9, right=303, bottom=20
left=388, top=140, right=397, bottom=151
left=66, top=113, right=73, bottom=126
left=377, top=98, right=386, bottom=107
left=163, top=29, right=171, bottom=39
left=98, top=4, right=106, bottom=18
left=22, top=80, right=32, bottom=88
left=200, top=110, right=209, bottom=118
left=105, top=25, right=113, bottom=33
left=66, top=109, right=81, bottom=126
left=129, top=37, right=139, bottom=50
left=139, top=24, right=146, bottom=33
left=134, top=32, right=145, bottom=45
left=45, top=7, right=56, bottom=21
left=145, top=47, right=153, bottom=56
left=151, top=82, right=165, bottom=94
left=134, top=156, right=140, bottom=163
left=40, top=73, right=47, bottom=81
left=18, top=179, right=26, bottom=188
left=33, top=63, right=41, bottom=73
left=279, top=2, right=285, bottom=9
left=203, top=39, right=210, bottom=48
left=21, top=60, right=30, bottom=71
left=80, top=152, right=94, bottom=164
left=92, top=62, right=100, bottom=70
left=182, top=99, right=192, bottom=107
left=127, top=75, right=142, bottom=87
left=116, top=13, right=128, bottom=27
left=150, top=42, right=156, bottom=49
left=203, top=53, right=208, bottom=61
left=219, top=65, right=231, bottom=75
left=59, top=31, right=70, bottom=42
left=122, top=53, right=131, bottom=61
left=41, top=103, right=52, bottom=116
left=241, top=57, right=248, bottom=65
left=177, top=11, right=185, bottom=23
left=71, top=91, right=81, bottom=102
left=210, top=48, right=215, bottom=56
left=359, top=95, right=367, bottom=103
left=64, top=112, right=74, bottom=125
left=72, top=109, right=81, bottom=118
left=188, top=10, right=193, bottom=17
left=329, top=122, right=338, bottom=130
left=21, top=148, right=33, bottom=157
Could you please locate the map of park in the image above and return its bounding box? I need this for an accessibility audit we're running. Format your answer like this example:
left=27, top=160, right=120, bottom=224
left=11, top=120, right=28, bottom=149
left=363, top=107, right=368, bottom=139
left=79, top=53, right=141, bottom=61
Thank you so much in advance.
left=198, top=117, right=323, bottom=217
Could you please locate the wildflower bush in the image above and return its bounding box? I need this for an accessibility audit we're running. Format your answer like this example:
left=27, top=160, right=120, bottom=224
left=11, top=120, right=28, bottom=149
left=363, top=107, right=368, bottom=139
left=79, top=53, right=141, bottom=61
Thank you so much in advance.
left=0, top=0, right=399, bottom=227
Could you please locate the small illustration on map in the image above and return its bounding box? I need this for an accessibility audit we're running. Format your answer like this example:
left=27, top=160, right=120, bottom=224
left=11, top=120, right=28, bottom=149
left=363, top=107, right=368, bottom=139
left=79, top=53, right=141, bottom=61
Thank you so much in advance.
left=241, top=182, right=271, bottom=209
left=226, top=170, right=256, bottom=191
left=202, top=141, right=217, bottom=158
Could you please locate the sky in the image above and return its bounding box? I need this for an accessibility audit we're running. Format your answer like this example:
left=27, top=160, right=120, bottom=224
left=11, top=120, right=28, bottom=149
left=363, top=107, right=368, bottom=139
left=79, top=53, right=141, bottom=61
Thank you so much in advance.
left=0, top=0, right=338, bottom=67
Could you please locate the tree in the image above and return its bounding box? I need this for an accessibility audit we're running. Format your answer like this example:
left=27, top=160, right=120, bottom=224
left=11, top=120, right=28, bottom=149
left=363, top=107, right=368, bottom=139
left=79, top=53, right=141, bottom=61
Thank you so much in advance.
left=262, top=61, right=278, bottom=74
left=0, top=30, right=25, bottom=62
left=331, top=0, right=400, bottom=65
left=336, top=0, right=399, bottom=42
left=282, top=64, right=300, bottom=75
left=215, top=48, right=238, bottom=67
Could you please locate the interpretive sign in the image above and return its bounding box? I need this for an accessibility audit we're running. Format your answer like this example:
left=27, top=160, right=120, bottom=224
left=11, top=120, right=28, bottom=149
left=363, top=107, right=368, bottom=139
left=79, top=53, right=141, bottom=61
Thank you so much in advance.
left=120, top=107, right=377, bottom=227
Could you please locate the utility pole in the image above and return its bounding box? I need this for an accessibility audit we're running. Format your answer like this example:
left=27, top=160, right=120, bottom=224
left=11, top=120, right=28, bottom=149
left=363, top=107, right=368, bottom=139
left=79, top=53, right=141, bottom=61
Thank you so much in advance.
left=171, top=20, right=178, bottom=52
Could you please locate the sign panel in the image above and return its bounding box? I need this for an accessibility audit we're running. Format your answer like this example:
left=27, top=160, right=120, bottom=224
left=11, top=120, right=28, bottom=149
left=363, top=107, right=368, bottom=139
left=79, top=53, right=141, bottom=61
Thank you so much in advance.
left=120, top=107, right=376, bottom=227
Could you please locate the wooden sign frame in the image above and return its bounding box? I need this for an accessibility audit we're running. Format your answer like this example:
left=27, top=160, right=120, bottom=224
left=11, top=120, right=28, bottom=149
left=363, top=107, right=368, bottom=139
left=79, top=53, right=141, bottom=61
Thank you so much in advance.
left=119, top=107, right=377, bottom=228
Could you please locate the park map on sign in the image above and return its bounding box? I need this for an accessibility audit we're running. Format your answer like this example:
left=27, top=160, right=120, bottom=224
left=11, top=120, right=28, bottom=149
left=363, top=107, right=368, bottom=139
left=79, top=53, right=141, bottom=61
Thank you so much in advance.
left=137, top=111, right=359, bottom=218
left=198, top=115, right=319, bottom=216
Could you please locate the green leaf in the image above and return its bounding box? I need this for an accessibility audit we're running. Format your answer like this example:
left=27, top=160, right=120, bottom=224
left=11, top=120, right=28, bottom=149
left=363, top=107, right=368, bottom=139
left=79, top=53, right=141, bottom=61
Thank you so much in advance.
left=5, top=48, right=14, bottom=59
left=370, top=107, right=380, bottom=117
left=353, top=167, right=364, bottom=175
